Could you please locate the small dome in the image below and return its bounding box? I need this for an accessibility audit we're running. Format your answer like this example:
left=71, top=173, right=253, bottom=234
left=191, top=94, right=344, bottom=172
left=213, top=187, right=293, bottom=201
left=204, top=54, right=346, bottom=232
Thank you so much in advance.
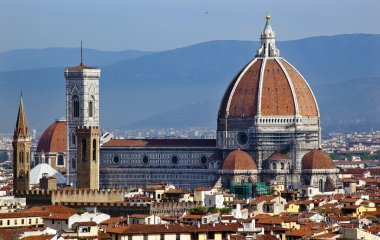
left=302, top=149, right=336, bottom=170
left=268, top=152, right=290, bottom=161
left=37, top=120, right=66, bottom=153
left=221, top=148, right=257, bottom=171
left=30, top=163, right=67, bottom=185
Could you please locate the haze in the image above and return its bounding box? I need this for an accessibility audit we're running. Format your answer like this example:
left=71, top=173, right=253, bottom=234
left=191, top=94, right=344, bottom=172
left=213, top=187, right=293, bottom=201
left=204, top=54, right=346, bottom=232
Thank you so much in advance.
left=1, top=0, right=379, bottom=52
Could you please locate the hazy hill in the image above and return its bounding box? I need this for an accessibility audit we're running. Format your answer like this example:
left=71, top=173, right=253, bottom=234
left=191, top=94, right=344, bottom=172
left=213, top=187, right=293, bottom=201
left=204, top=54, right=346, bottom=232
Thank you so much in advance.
left=0, top=34, right=379, bottom=134
left=0, top=48, right=151, bottom=71
left=127, top=77, right=380, bottom=135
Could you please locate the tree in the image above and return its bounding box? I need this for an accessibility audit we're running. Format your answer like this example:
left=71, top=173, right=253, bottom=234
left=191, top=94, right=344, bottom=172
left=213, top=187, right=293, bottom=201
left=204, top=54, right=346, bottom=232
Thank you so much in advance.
left=208, top=206, right=218, bottom=214
left=190, top=207, right=207, bottom=215
left=219, top=207, right=232, bottom=214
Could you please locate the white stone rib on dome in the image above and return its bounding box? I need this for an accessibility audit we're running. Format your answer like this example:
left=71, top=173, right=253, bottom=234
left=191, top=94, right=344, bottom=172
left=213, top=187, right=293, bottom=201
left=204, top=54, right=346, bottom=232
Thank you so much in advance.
left=30, top=163, right=67, bottom=185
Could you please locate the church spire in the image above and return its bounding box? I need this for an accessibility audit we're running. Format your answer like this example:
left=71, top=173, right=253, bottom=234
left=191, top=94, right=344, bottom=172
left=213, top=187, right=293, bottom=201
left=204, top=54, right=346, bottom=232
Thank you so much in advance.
left=256, top=14, right=280, bottom=57
left=14, top=94, right=29, bottom=139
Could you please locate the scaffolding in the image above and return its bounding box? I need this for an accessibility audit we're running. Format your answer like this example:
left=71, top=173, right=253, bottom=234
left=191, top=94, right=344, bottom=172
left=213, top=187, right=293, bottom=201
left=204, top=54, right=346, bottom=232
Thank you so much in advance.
left=229, top=181, right=253, bottom=198
left=253, top=182, right=269, bottom=197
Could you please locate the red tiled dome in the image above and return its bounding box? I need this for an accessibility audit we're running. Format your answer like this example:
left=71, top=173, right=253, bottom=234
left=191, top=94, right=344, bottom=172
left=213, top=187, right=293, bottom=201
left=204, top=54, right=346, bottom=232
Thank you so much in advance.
left=221, top=148, right=257, bottom=171
left=218, top=58, right=318, bottom=118
left=37, top=120, right=66, bottom=153
left=302, top=149, right=336, bottom=170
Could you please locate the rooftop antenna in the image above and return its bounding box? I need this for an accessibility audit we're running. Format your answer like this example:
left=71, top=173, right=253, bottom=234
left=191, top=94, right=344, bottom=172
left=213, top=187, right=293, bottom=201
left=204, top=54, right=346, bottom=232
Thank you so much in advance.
left=80, top=41, right=83, bottom=66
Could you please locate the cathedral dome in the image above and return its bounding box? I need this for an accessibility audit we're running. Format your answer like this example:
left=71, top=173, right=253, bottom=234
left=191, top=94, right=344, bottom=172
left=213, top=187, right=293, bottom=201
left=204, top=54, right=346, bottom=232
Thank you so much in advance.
left=37, top=120, right=66, bottom=153
left=218, top=16, right=318, bottom=119
left=302, top=149, right=336, bottom=170
left=221, top=148, right=257, bottom=171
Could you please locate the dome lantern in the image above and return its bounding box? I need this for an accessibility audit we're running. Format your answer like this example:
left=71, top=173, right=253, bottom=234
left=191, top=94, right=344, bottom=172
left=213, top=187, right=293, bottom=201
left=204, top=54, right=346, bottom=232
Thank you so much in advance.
left=256, top=14, right=280, bottom=57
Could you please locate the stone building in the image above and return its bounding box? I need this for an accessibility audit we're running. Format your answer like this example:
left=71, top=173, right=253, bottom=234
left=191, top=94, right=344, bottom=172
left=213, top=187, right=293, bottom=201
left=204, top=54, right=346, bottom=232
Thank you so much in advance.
left=25, top=15, right=338, bottom=192
left=13, top=95, right=31, bottom=194
left=301, top=149, right=339, bottom=192
left=64, top=60, right=100, bottom=186
left=216, top=15, right=321, bottom=187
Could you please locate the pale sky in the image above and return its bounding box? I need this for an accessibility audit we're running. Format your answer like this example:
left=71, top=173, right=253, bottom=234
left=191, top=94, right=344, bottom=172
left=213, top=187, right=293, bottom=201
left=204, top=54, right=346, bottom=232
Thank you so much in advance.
left=1, top=0, right=379, bottom=52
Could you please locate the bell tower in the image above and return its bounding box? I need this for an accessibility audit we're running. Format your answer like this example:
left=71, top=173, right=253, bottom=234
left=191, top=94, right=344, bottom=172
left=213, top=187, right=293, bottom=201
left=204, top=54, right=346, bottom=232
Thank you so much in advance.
left=13, top=95, right=31, bottom=194
left=76, top=126, right=100, bottom=189
left=65, top=43, right=100, bottom=186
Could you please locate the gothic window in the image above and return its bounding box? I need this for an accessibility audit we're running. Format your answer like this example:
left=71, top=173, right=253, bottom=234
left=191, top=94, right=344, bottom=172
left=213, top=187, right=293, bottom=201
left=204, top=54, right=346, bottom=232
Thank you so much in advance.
left=288, top=162, right=291, bottom=170
left=319, top=179, right=323, bottom=192
left=92, top=139, right=97, bottom=161
left=88, top=96, right=95, bottom=117
left=280, top=162, right=285, bottom=170
left=272, top=162, right=276, bottom=170
left=26, top=152, right=29, bottom=163
left=82, top=138, right=86, bottom=162
left=71, top=158, right=76, bottom=169
left=72, top=95, right=80, bottom=118
left=71, top=132, right=76, bottom=145
left=57, top=155, right=64, bottom=166
left=20, top=151, right=24, bottom=164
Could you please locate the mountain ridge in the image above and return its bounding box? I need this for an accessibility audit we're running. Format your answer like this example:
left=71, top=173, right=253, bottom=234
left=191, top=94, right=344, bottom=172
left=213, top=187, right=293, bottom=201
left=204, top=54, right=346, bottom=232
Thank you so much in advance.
left=0, top=34, right=379, bottom=134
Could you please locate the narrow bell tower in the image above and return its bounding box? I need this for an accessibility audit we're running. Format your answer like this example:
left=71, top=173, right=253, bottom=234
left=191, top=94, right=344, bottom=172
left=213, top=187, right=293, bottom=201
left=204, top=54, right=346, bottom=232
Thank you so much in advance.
left=65, top=42, right=100, bottom=186
left=13, top=94, right=31, bottom=195
left=76, top=126, right=100, bottom=189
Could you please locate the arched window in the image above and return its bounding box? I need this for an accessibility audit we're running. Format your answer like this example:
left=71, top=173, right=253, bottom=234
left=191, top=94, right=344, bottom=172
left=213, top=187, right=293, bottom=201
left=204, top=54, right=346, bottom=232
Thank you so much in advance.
left=19, top=170, right=24, bottom=179
left=88, top=96, right=95, bottom=118
left=272, top=162, right=277, bottom=170
left=71, top=132, right=76, bottom=145
left=71, top=158, right=76, bottom=170
left=288, top=162, right=291, bottom=170
left=92, top=139, right=97, bottom=161
left=280, top=162, right=285, bottom=170
left=57, top=155, right=64, bottom=166
left=72, top=95, right=80, bottom=118
left=26, top=152, right=29, bottom=163
left=20, top=151, right=24, bottom=164
left=319, top=179, right=323, bottom=192
left=82, top=138, right=87, bottom=162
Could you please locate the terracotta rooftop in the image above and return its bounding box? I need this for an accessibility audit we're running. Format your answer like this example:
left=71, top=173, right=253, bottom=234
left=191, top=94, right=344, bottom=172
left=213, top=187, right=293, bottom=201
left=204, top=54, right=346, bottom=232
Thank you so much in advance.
left=302, top=149, right=336, bottom=170
left=102, top=139, right=216, bottom=148
left=37, top=120, right=66, bottom=153
left=73, top=221, right=98, bottom=226
left=106, top=223, right=242, bottom=234
left=100, top=217, right=128, bottom=225
left=20, top=235, right=55, bottom=240
left=165, top=189, right=189, bottom=194
left=25, top=205, right=77, bottom=214
left=0, top=211, right=49, bottom=218
left=43, top=213, right=74, bottom=220
left=66, top=64, right=98, bottom=70
left=221, top=148, right=257, bottom=171
left=268, top=152, right=290, bottom=160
